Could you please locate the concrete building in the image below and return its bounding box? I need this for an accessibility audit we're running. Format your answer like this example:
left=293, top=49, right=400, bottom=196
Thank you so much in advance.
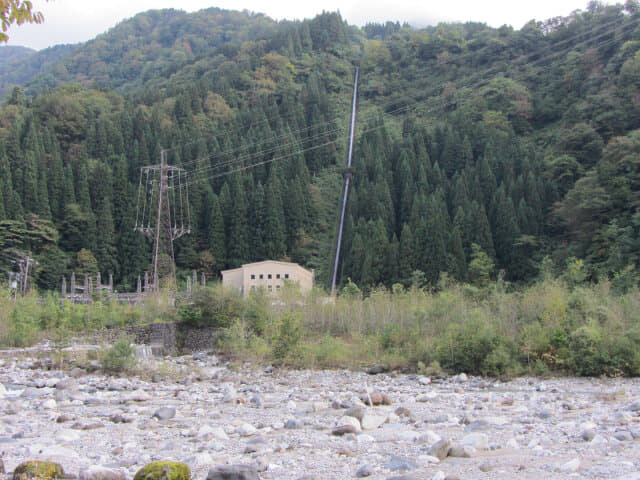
left=221, top=261, right=314, bottom=297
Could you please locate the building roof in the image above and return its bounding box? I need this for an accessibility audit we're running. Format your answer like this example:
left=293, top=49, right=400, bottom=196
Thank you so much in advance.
left=220, top=260, right=313, bottom=276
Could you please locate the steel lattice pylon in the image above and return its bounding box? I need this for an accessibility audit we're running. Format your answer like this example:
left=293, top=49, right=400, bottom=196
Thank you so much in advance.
left=134, top=150, right=191, bottom=292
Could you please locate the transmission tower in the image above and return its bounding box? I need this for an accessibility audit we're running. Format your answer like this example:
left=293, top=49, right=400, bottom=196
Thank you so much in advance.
left=134, top=149, right=191, bottom=292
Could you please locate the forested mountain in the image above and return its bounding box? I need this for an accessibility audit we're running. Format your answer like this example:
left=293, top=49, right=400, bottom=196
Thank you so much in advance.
left=0, top=44, right=76, bottom=98
left=0, top=2, right=639, bottom=292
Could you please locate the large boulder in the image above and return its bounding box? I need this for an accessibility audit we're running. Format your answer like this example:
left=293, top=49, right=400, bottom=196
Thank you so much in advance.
left=13, top=461, right=64, bottom=480
left=133, top=462, right=190, bottom=480
left=206, top=465, right=259, bottom=480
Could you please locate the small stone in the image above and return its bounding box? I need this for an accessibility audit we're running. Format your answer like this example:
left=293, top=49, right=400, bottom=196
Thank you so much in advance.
left=206, top=464, right=259, bottom=480
left=581, top=429, right=596, bottom=442
left=338, top=415, right=362, bottom=432
left=356, top=465, right=373, bottom=477
left=479, top=461, right=492, bottom=472
left=285, top=419, right=302, bottom=429
left=337, top=446, right=355, bottom=457
left=366, top=364, right=389, bottom=375
left=361, top=413, right=387, bottom=430
left=458, top=433, right=488, bottom=450
left=614, top=431, right=633, bottom=441
left=362, top=391, right=392, bottom=406
left=237, top=423, right=258, bottom=436
left=448, top=445, right=476, bottom=458
left=109, top=414, right=126, bottom=424
left=464, top=420, right=489, bottom=432
left=386, top=456, right=418, bottom=472
left=431, top=472, right=445, bottom=480
left=153, top=407, right=176, bottom=420
left=558, top=458, right=581, bottom=472
left=56, top=430, right=81, bottom=442
left=332, top=425, right=357, bottom=436
left=346, top=406, right=365, bottom=421
left=429, top=439, right=452, bottom=461
left=42, top=399, right=57, bottom=410
left=395, top=407, right=412, bottom=418
left=56, top=414, right=74, bottom=423
left=79, top=466, right=126, bottom=480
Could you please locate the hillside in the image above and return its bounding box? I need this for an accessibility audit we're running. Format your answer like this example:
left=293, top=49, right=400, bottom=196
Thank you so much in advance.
left=0, top=44, right=77, bottom=98
left=0, top=3, right=639, bottom=292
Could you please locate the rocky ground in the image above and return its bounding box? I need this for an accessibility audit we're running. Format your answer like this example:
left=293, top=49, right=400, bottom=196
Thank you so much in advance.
left=1, top=348, right=640, bottom=480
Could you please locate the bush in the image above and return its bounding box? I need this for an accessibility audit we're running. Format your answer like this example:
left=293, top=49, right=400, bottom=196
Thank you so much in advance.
left=178, top=285, right=244, bottom=328
left=273, top=312, right=303, bottom=361
left=102, top=336, right=135, bottom=374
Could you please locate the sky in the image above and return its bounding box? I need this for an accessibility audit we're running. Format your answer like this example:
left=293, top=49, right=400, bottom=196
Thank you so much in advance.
left=5, top=0, right=605, bottom=51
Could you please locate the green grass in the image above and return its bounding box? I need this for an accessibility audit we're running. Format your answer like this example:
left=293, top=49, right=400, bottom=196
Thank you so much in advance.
left=2, top=275, right=640, bottom=377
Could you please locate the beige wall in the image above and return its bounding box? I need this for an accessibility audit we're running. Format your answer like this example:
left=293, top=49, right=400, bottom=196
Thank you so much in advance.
left=221, top=261, right=313, bottom=297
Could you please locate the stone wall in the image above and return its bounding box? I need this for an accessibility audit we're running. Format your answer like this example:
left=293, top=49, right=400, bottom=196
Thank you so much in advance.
left=95, top=322, right=218, bottom=355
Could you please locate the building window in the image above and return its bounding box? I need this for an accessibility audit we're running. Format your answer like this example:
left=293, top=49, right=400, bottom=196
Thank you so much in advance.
left=268, top=274, right=272, bottom=279
left=268, top=285, right=272, bottom=291
left=250, top=274, right=255, bottom=280
left=276, top=274, right=281, bottom=279
left=284, top=274, right=289, bottom=279
left=259, top=274, right=264, bottom=279
left=251, top=285, right=256, bottom=290
left=276, top=285, right=281, bottom=290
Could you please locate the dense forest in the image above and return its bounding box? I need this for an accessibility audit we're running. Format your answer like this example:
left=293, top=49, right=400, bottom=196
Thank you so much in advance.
left=0, top=2, right=639, bottom=293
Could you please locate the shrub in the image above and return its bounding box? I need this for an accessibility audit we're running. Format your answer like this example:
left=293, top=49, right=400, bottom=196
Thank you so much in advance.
left=102, top=336, right=135, bottom=374
left=273, top=312, right=303, bottom=361
left=178, top=285, right=244, bottom=328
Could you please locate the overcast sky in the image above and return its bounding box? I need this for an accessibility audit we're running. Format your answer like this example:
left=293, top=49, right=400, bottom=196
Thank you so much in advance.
left=5, top=0, right=605, bottom=51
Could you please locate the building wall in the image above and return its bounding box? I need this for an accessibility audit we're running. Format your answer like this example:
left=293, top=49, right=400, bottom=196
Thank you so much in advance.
left=221, top=261, right=314, bottom=297
left=221, top=267, right=244, bottom=294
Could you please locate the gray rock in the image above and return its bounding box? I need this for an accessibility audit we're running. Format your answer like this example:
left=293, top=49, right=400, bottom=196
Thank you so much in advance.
left=361, top=413, right=387, bottom=430
left=448, top=445, right=476, bottom=458
left=479, top=461, right=493, bottom=472
left=285, top=419, right=302, bottom=429
left=464, top=420, right=489, bottom=432
left=630, top=426, right=640, bottom=439
left=207, top=464, right=259, bottom=480
left=627, top=401, right=640, bottom=412
left=153, top=407, right=176, bottom=420
left=581, top=429, right=596, bottom=442
left=345, top=406, right=364, bottom=422
left=332, top=425, right=358, bottom=436
left=386, top=456, right=418, bottom=472
left=56, top=378, right=78, bottom=390
left=536, top=410, right=553, bottom=420
left=356, top=465, right=374, bottom=477
left=614, top=430, right=633, bottom=441
left=79, top=466, right=126, bottom=480
left=429, top=439, right=452, bottom=461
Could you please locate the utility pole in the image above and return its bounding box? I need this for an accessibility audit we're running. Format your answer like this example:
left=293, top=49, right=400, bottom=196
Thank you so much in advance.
left=330, top=67, right=359, bottom=296
left=16, top=255, right=37, bottom=295
left=134, top=149, right=191, bottom=292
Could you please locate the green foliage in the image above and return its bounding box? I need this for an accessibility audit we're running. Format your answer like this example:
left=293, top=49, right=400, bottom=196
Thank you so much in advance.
left=177, top=285, right=244, bottom=328
left=273, top=312, right=303, bottom=361
left=101, top=336, right=135, bottom=374
left=468, top=244, right=494, bottom=287
left=133, top=462, right=190, bottom=480
left=0, top=5, right=639, bottom=296
left=13, top=461, right=64, bottom=480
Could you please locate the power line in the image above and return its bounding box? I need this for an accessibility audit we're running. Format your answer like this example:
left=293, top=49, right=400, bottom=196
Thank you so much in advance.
left=177, top=17, right=635, bottom=188
left=173, top=12, right=632, bottom=173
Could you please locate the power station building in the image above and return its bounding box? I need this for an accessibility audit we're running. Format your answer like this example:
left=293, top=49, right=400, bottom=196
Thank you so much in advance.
left=221, top=261, right=314, bottom=297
